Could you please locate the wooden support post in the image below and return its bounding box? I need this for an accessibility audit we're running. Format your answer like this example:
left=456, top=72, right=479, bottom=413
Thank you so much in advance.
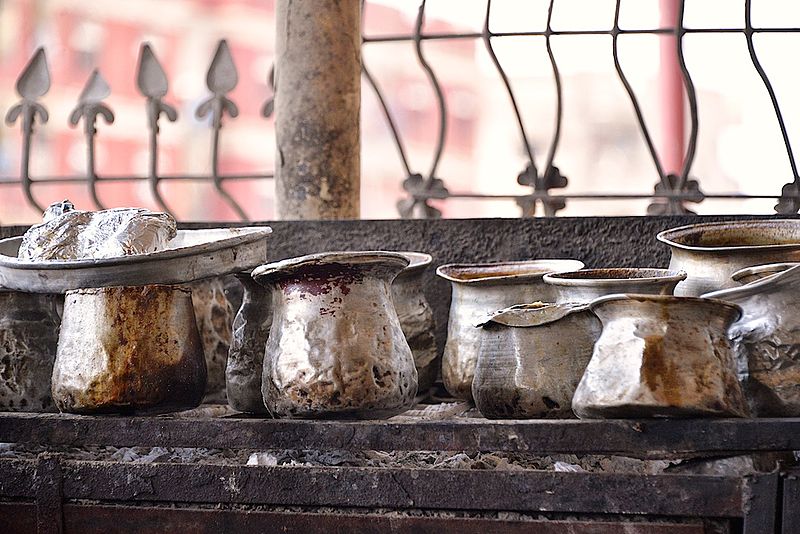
left=275, top=0, right=361, bottom=220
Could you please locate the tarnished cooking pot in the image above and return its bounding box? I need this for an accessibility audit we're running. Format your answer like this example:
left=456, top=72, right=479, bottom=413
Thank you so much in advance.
left=392, top=252, right=438, bottom=394
left=572, top=294, right=747, bottom=418
left=189, top=277, right=234, bottom=401
left=436, top=259, right=584, bottom=401
left=472, top=303, right=601, bottom=419
left=0, top=291, right=62, bottom=412
left=704, top=263, right=800, bottom=416
left=226, top=273, right=272, bottom=414
left=657, top=219, right=800, bottom=296
left=252, top=251, right=417, bottom=419
left=52, top=285, right=207, bottom=414
left=543, top=268, right=685, bottom=304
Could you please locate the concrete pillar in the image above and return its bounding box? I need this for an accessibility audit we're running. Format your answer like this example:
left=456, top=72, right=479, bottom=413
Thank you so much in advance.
left=275, top=0, right=361, bottom=220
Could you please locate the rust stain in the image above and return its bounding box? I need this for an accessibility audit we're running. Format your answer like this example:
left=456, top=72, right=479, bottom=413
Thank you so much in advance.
left=640, top=333, right=683, bottom=407
left=57, top=285, right=206, bottom=414
left=278, top=263, right=361, bottom=296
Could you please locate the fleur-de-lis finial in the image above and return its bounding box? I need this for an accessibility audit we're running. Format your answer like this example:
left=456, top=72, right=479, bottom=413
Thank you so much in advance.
left=69, top=69, right=115, bottom=210
left=69, top=69, right=114, bottom=130
left=195, top=39, right=248, bottom=221
left=5, top=47, right=51, bottom=213
left=196, top=40, right=239, bottom=127
left=135, top=43, right=178, bottom=214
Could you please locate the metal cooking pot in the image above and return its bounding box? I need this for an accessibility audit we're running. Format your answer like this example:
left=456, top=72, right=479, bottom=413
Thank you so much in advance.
left=252, top=251, right=417, bottom=419
left=0, top=291, right=62, bottom=412
left=704, top=263, right=800, bottom=416
left=226, top=273, right=272, bottom=414
left=392, top=252, right=438, bottom=394
left=543, top=268, right=686, bottom=304
left=657, top=219, right=800, bottom=296
left=472, top=303, right=600, bottom=419
left=436, top=259, right=584, bottom=401
left=52, top=285, right=207, bottom=414
left=572, top=294, right=748, bottom=419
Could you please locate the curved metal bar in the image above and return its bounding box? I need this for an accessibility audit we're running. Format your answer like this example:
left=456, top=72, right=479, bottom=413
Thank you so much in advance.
left=362, top=65, right=413, bottom=178
left=675, top=0, right=699, bottom=189
left=540, top=0, right=566, bottom=216
left=612, top=0, right=668, bottom=186
left=744, top=0, right=799, bottom=184
left=541, top=0, right=562, bottom=181
left=481, top=0, right=537, bottom=172
left=208, top=99, right=250, bottom=221
left=414, top=0, right=447, bottom=183
left=360, top=0, right=412, bottom=178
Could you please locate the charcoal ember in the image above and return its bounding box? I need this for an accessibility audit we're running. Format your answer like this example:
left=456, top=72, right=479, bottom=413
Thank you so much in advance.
left=18, top=200, right=177, bottom=261
left=189, top=278, right=234, bottom=401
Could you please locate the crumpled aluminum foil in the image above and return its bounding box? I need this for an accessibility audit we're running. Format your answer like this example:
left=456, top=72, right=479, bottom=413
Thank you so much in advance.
left=18, top=200, right=177, bottom=261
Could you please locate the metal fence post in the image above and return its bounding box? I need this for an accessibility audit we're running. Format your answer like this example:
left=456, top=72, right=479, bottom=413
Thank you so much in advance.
left=274, top=0, right=361, bottom=220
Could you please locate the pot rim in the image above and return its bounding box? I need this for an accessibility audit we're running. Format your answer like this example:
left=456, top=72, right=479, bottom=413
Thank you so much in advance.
left=730, top=261, right=800, bottom=283
left=65, top=284, right=192, bottom=296
left=704, top=263, right=800, bottom=301
left=435, top=259, right=584, bottom=285
left=479, top=301, right=591, bottom=328
left=656, top=219, right=800, bottom=253
left=394, top=251, right=433, bottom=275
left=251, top=251, right=410, bottom=284
left=588, top=293, right=742, bottom=321
left=543, top=268, right=686, bottom=287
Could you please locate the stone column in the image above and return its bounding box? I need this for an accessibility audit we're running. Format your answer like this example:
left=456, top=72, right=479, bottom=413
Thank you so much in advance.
left=275, top=0, right=361, bottom=220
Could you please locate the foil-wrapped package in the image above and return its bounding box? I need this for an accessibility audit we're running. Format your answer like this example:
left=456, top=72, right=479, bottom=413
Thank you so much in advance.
left=18, top=200, right=177, bottom=261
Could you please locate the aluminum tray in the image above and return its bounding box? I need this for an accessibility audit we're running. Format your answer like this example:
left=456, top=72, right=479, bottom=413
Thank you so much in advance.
left=0, top=226, right=272, bottom=293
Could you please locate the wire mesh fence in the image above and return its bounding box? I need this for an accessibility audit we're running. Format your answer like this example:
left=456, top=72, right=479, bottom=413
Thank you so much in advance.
left=1, top=0, right=799, bottom=221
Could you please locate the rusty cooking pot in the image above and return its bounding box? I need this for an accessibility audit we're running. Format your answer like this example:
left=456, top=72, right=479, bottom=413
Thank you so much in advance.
left=252, top=251, right=417, bottom=419
left=52, top=285, right=207, bottom=414
left=657, top=219, right=800, bottom=296
left=572, top=294, right=748, bottom=418
left=436, top=259, right=584, bottom=401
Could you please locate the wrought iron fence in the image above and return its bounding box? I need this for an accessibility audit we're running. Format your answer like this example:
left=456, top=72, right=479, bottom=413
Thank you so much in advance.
left=2, top=0, right=800, bottom=220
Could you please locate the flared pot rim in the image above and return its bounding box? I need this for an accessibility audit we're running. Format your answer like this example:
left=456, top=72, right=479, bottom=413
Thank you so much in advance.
left=394, top=251, right=433, bottom=275
left=252, top=251, right=410, bottom=285
left=588, top=293, right=742, bottom=321
left=435, top=259, right=584, bottom=285
left=543, top=268, right=686, bottom=287
left=656, top=219, right=800, bottom=253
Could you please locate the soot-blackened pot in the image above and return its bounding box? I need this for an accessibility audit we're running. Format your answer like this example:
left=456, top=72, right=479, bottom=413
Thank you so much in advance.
left=52, top=285, right=207, bottom=414
left=252, top=251, right=417, bottom=419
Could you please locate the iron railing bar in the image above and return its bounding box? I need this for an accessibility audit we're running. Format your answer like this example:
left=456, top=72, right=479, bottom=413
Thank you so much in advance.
left=361, top=0, right=413, bottom=179
left=675, top=0, right=699, bottom=195
left=363, top=27, right=800, bottom=44
left=0, top=174, right=274, bottom=185
left=209, top=107, right=250, bottom=221
left=413, top=0, right=447, bottom=184
left=362, top=65, right=413, bottom=178
left=481, top=0, right=537, bottom=175
left=612, top=0, right=668, bottom=189
left=410, top=192, right=787, bottom=200
left=744, top=0, right=799, bottom=184
left=541, top=0, right=564, bottom=217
